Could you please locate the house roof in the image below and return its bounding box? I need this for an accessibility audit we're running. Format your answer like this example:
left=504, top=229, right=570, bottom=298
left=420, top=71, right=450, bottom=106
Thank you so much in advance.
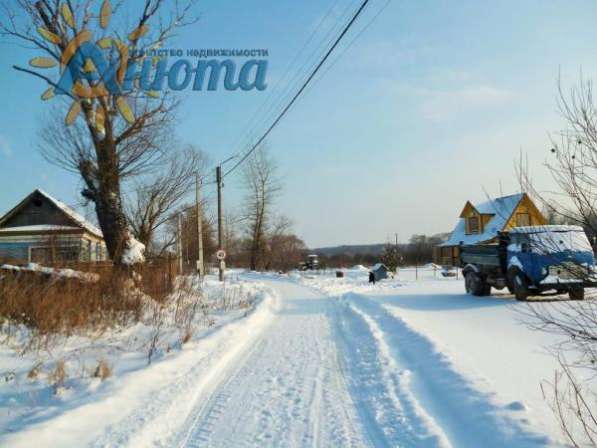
left=0, top=225, right=81, bottom=233
left=0, top=189, right=103, bottom=238
left=440, top=193, right=525, bottom=247
left=372, top=263, right=388, bottom=271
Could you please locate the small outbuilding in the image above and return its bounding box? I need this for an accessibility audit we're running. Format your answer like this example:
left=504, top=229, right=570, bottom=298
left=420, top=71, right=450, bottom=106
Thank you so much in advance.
left=370, top=263, right=390, bottom=282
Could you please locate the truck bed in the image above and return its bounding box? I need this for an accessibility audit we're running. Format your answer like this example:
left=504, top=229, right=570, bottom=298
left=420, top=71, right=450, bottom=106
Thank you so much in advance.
left=460, top=244, right=502, bottom=267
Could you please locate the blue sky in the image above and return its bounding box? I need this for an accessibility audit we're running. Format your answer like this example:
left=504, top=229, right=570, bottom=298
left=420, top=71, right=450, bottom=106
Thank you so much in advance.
left=1, top=0, right=597, bottom=247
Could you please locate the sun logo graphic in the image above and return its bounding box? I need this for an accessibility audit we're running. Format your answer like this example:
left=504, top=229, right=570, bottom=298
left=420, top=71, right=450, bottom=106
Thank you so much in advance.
left=30, top=1, right=151, bottom=130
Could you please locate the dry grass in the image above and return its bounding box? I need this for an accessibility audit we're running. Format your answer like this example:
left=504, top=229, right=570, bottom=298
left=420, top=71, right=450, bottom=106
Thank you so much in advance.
left=27, top=362, right=42, bottom=380
left=49, top=359, right=66, bottom=392
left=181, top=329, right=192, bottom=345
left=0, top=261, right=176, bottom=338
left=94, top=360, right=112, bottom=380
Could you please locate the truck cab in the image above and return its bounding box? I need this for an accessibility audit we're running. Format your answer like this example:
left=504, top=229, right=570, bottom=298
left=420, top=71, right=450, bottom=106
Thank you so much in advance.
left=461, top=225, right=595, bottom=300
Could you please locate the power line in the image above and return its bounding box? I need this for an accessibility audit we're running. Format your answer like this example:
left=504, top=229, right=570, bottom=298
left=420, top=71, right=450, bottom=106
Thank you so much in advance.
left=310, top=0, right=392, bottom=90
left=225, top=0, right=345, bottom=161
left=223, top=0, right=375, bottom=178
left=248, top=0, right=387, bottom=152
left=233, top=0, right=362, bottom=159
left=200, top=0, right=349, bottom=181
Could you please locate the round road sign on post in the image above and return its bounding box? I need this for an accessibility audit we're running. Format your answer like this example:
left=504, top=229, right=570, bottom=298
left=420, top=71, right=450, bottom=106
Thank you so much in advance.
left=216, top=249, right=226, bottom=261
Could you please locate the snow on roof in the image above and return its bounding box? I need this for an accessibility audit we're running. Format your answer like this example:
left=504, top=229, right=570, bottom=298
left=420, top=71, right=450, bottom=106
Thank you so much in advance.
left=372, top=263, right=387, bottom=271
left=440, top=193, right=524, bottom=247
left=0, top=225, right=81, bottom=233
left=509, top=225, right=585, bottom=234
left=36, top=189, right=103, bottom=238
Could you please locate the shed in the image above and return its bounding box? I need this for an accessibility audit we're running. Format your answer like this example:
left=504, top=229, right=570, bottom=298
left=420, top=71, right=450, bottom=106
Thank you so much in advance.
left=0, top=189, right=107, bottom=265
left=371, top=263, right=390, bottom=281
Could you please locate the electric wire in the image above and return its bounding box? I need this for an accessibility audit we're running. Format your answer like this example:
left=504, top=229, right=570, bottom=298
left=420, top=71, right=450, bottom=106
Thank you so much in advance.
left=222, top=0, right=374, bottom=178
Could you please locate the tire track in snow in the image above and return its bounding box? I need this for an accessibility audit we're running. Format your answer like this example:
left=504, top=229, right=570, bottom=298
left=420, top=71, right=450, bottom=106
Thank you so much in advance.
left=332, top=294, right=449, bottom=447
left=175, top=279, right=369, bottom=447
left=177, top=337, right=270, bottom=447
left=90, top=290, right=279, bottom=448
left=342, top=292, right=552, bottom=448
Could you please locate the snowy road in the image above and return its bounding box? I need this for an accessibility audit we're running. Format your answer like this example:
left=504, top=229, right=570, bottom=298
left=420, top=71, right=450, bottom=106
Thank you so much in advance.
left=176, top=278, right=369, bottom=447
left=172, top=276, right=548, bottom=448
left=3, top=274, right=557, bottom=447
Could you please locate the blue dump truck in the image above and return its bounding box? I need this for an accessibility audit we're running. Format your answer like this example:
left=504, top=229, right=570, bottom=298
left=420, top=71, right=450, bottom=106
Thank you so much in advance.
left=460, top=225, right=595, bottom=300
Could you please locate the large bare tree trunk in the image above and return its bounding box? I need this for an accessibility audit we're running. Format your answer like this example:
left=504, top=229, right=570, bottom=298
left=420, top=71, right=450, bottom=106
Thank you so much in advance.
left=96, top=153, right=128, bottom=263
left=1, top=0, right=198, bottom=267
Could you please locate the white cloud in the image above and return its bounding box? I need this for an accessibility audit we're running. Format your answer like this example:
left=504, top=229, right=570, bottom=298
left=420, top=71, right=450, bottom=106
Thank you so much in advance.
left=0, top=135, right=13, bottom=158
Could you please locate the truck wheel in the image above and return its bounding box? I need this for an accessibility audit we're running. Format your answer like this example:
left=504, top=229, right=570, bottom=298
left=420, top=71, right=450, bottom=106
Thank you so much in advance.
left=512, top=272, right=529, bottom=301
left=482, top=283, right=492, bottom=296
left=465, top=273, right=474, bottom=294
left=569, top=288, right=585, bottom=301
left=465, top=272, right=487, bottom=296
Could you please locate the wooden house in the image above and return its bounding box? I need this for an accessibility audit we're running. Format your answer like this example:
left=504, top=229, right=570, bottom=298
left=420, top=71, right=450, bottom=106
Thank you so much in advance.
left=435, top=193, right=547, bottom=266
left=0, top=189, right=107, bottom=265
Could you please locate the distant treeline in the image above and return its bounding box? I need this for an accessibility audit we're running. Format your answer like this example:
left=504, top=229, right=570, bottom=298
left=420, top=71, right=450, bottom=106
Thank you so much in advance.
left=312, top=233, right=448, bottom=269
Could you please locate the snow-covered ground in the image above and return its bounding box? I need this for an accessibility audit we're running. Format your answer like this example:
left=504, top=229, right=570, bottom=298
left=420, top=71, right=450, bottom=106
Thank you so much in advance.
left=0, top=274, right=276, bottom=447
left=1, top=267, right=590, bottom=446
left=301, top=266, right=593, bottom=446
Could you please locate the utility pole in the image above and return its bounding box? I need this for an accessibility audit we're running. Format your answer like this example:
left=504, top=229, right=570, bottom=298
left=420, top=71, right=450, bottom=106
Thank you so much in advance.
left=216, top=166, right=224, bottom=282
left=196, top=173, right=204, bottom=277
left=177, top=213, right=183, bottom=275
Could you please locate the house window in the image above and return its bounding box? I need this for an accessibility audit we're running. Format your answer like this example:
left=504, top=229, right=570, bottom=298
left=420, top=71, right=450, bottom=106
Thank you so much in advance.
left=516, top=212, right=530, bottom=227
left=30, top=246, right=80, bottom=263
left=468, top=216, right=480, bottom=234
left=30, top=247, right=52, bottom=264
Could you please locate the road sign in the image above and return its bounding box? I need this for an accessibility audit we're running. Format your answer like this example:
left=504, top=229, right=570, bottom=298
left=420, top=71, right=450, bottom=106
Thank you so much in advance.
left=216, top=249, right=226, bottom=261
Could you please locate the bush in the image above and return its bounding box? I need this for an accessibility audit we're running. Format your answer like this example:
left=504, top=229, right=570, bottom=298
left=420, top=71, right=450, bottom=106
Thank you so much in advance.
left=0, top=260, right=176, bottom=337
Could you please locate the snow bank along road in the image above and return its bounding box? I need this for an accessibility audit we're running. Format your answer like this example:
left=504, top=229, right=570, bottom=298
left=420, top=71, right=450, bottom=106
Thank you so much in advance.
left=3, top=275, right=555, bottom=447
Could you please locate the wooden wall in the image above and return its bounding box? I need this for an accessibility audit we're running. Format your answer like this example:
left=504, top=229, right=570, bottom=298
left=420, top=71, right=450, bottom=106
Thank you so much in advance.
left=2, top=192, right=73, bottom=228
left=503, top=195, right=547, bottom=230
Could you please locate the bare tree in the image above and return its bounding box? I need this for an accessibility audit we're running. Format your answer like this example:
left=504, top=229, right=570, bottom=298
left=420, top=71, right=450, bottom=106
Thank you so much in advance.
left=221, top=211, right=243, bottom=267
left=242, top=147, right=281, bottom=271
left=1, top=0, right=197, bottom=265
left=127, top=146, right=208, bottom=253
left=516, top=75, right=597, bottom=446
left=381, top=244, right=401, bottom=272
left=265, top=215, right=306, bottom=272
left=522, top=302, right=597, bottom=447
left=517, top=75, right=597, bottom=242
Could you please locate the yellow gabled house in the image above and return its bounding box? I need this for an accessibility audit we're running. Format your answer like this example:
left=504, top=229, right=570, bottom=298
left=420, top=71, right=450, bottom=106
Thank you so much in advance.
left=435, top=193, right=547, bottom=266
